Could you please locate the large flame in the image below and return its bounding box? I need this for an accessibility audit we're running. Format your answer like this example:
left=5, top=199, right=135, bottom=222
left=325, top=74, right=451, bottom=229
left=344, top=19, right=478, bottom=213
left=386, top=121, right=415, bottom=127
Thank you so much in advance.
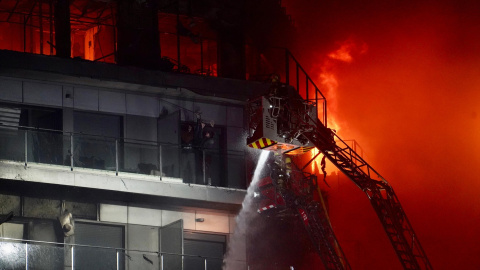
left=284, top=1, right=480, bottom=269
left=310, top=39, right=367, bottom=174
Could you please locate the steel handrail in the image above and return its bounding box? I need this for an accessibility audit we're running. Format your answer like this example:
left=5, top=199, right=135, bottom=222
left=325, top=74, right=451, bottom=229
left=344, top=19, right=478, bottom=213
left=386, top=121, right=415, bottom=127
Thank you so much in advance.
left=0, top=123, right=244, bottom=155
left=0, top=237, right=232, bottom=261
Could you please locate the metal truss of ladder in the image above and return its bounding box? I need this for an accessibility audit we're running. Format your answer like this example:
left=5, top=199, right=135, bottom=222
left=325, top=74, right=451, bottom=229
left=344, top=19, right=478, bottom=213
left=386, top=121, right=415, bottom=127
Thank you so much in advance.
left=294, top=199, right=351, bottom=270
left=282, top=100, right=433, bottom=270
left=304, top=123, right=432, bottom=270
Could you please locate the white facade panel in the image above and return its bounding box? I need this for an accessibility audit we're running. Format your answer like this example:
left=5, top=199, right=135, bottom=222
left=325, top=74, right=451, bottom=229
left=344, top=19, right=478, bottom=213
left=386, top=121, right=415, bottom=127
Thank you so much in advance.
left=126, top=94, right=158, bottom=117
left=229, top=215, right=237, bottom=234
left=74, top=87, right=98, bottom=111
left=99, top=91, right=126, bottom=114
left=100, top=204, right=128, bottom=223
left=162, top=210, right=195, bottom=230
left=0, top=78, right=22, bottom=102
left=128, top=206, right=162, bottom=226
left=24, top=81, right=62, bottom=106
left=0, top=223, right=24, bottom=238
left=195, top=212, right=229, bottom=233
left=74, top=173, right=124, bottom=191
left=193, top=103, right=226, bottom=126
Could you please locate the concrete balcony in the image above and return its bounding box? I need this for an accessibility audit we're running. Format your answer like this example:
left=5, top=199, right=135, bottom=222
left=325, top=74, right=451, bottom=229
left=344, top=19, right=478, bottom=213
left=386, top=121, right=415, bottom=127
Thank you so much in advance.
left=0, top=127, right=247, bottom=211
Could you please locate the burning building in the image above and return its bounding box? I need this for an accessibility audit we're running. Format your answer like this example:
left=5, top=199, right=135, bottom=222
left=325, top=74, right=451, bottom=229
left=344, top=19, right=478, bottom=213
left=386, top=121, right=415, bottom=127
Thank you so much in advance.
left=0, top=0, right=456, bottom=269
left=0, top=0, right=297, bottom=269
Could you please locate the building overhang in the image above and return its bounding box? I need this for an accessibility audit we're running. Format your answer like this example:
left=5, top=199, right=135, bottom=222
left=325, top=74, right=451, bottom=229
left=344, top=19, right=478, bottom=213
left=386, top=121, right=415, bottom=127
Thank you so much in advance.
left=0, top=50, right=270, bottom=103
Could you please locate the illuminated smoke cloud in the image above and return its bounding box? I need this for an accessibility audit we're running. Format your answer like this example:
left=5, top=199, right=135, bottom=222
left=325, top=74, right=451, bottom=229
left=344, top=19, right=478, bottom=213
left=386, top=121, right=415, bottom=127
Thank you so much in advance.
left=284, top=1, right=480, bottom=269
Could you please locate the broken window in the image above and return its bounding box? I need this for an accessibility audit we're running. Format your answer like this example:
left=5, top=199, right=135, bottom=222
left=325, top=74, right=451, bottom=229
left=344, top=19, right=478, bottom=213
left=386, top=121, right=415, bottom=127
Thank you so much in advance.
left=0, top=0, right=56, bottom=55
left=70, top=0, right=116, bottom=62
left=158, top=12, right=217, bottom=75
left=0, top=0, right=116, bottom=62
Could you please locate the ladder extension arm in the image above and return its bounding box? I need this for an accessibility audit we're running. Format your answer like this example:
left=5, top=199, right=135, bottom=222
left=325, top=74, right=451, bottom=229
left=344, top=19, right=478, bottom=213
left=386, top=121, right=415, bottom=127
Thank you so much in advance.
left=285, top=102, right=433, bottom=270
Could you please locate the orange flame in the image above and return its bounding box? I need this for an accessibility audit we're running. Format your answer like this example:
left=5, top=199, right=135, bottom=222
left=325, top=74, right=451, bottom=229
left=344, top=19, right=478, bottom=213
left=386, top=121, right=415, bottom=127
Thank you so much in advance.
left=311, top=39, right=367, bottom=174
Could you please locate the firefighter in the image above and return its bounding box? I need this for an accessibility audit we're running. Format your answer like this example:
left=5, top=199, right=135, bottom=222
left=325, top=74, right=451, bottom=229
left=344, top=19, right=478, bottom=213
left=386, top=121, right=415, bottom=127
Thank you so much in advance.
left=194, top=112, right=216, bottom=185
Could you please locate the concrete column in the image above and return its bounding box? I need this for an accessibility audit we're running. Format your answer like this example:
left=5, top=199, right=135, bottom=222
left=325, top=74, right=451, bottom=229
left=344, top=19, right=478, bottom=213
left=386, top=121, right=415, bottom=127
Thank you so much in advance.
left=116, top=0, right=160, bottom=69
left=217, top=28, right=246, bottom=80
left=54, top=0, right=71, bottom=58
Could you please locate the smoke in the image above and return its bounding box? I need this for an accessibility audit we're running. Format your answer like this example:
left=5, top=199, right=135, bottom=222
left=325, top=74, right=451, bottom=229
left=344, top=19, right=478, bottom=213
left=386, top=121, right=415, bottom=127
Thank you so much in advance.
left=223, top=150, right=270, bottom=270
left=284, top=0, right=480, bottom=269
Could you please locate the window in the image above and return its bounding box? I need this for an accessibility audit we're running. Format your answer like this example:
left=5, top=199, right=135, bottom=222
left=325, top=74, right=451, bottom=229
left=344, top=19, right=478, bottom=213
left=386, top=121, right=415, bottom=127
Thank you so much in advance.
left=70, top=0, right=116, bottom=62
left=0, top=0, right=116, bottom=62
left=73, top=111, right=123, bottom=171
left=0, top=0, right=56, bottom=55
left=184, top=232, right=226, bottom=270
left=74, top=222, right=125, bottom=270
left=158, top=13, right=217, bottom=75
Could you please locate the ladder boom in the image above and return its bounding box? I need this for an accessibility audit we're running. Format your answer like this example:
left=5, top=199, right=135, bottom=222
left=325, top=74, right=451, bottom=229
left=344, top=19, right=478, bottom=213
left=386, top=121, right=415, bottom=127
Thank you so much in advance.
left=287, top=101, right=433, bottom=270
left=247, top=86, right=433, bottom=269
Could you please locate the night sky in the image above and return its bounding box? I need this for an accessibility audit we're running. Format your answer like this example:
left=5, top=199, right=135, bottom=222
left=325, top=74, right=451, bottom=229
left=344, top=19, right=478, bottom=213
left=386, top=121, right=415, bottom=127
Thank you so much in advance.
left=283, top=0, right=480, bottom=269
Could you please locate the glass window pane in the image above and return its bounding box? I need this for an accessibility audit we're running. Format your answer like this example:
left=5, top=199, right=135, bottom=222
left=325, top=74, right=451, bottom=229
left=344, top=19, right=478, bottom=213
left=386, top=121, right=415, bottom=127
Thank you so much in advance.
left=73, top=135, right=116, bottom=171
left=74, top=222, right=124, bottom=270
left=120, top=141, right=159, bottom=175
left=28, top=242, right=64, bottom=269
left=0, top=241, right=26, bottom=269
left=28, top=130, right=65, bottom=165
left=161, top=144, right=181, bottom=178
left=124, top=250, right=158, bottom=270
left=0, top=128, right=24, bottom=162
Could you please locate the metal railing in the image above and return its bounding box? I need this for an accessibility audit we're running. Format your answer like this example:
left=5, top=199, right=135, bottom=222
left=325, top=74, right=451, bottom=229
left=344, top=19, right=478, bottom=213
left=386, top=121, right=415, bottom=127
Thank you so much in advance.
left=0, top=237, right=246, bottom=270
left=0, top=125, right=247, bottom=189
left=285, top=49, right=327, bottom=126
left=245, top=47, right=328, bottom=127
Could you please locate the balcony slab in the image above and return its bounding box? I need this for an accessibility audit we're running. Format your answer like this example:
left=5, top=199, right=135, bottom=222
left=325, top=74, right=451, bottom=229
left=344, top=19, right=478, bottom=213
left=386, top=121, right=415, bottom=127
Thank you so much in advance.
left=0, top=160, right=246, bottom=211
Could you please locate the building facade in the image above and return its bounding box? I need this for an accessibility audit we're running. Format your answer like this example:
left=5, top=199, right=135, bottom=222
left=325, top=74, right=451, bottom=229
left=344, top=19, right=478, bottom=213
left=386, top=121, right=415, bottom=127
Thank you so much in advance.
left=0, top=0, right=295, bottom=269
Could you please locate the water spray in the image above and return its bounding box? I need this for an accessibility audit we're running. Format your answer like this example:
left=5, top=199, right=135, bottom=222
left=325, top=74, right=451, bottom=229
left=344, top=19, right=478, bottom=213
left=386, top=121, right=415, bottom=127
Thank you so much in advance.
left=223, top=150, right=270, bottom=270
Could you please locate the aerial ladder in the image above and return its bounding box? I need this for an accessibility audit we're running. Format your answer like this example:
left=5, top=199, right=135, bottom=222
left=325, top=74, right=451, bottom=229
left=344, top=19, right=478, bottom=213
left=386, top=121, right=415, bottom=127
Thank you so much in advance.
left=246, top=82, right=432, bottom=270
left=254, top=153, right=350, bottom=270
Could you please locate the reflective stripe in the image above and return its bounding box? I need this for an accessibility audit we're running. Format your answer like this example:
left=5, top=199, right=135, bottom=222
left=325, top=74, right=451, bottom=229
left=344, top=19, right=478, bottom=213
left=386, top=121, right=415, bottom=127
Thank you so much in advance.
left=257, top=204, right=276, bottom=213
left=248, top=138, right=277, bottom=149
left=259, top=138, right=266, bottom=148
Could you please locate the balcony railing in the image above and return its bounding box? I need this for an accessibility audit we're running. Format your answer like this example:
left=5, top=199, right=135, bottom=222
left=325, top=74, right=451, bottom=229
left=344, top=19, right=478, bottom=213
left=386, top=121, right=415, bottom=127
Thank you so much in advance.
left=0, top=125, right=247, bottom=189
left=0, top=237, right=245, bottom=270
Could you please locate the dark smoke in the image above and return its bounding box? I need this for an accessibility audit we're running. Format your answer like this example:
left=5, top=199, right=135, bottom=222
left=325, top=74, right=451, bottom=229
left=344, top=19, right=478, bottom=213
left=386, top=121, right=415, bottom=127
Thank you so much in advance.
left=284, top=0, right=480, bottom=269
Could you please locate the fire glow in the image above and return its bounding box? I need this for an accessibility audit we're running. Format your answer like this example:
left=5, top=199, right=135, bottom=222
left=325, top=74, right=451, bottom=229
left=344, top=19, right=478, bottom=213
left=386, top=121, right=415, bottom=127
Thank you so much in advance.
left=310, top=39, right=367, bottom=175
left=283, top=0, right=480, bottom=268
